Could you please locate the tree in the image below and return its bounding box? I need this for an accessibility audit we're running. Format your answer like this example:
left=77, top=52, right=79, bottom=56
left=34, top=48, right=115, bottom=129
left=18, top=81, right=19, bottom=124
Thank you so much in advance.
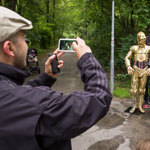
left=4, top=0, right=17, bottom=11
left=46, top=0, right=50, bottom=23
left=2, top=0, right=150, bottom=71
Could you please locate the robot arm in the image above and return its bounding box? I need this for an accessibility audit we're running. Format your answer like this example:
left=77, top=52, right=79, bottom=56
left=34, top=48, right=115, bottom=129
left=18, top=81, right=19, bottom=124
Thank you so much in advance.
left=125, top=48, right=134, bottom=75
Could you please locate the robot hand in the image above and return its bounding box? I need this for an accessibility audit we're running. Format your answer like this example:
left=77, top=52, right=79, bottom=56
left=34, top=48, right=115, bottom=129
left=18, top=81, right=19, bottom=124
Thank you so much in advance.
left=147, top=68, right=150, bottom=76
left=127, top=66, right=134, bottom=75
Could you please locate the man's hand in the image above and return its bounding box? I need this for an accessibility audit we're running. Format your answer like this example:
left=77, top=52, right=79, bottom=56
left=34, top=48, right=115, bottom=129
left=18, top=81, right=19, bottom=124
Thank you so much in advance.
left=45, top=49, right=65, bottom=78
left=127, top=66, right=134, bottom=75
left=147, top=68, right=150, bottom=76
left=72, top=37, right=92, bottom=59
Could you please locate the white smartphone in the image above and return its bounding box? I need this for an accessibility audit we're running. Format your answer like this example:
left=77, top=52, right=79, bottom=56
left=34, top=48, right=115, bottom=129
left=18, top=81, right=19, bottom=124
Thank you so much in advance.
left=58, top=38, right=77, bottom=52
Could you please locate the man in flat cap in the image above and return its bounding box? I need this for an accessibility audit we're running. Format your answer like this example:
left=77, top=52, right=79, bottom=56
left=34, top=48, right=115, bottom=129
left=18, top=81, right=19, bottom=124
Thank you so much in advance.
left=0, top=6, right=112, bottom=150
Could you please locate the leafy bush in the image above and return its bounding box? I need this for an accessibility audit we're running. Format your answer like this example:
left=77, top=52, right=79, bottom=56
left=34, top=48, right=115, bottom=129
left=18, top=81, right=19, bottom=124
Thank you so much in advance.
left=25, top=26, right=41, bottom=50
left=117, top=34, right=137, bottom=69
left=88, top=25, right=111, bottom=70
left=116, top=73, right=130, bottom=82
left=39, top=26, right=53, bottom=49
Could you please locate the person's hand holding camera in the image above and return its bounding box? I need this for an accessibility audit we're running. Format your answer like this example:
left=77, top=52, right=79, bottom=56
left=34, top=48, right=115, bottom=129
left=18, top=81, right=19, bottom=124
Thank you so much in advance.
left=72, top=37, right=92, bottom=59
left=45, top=49, right=65, bottom=78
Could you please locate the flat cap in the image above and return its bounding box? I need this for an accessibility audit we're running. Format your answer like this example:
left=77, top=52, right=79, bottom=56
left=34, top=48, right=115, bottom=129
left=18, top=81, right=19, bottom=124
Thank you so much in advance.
left=0, top=6, right=33, bottom=42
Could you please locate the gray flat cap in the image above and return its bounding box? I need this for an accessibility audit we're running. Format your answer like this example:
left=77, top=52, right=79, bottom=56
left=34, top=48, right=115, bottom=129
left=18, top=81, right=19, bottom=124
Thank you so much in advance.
left=0, top=6, right=33, bottom=42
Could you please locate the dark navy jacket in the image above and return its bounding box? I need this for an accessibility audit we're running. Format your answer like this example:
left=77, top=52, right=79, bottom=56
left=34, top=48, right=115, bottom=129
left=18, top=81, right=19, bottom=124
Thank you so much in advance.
left=0, top=53, right=112, bottom=150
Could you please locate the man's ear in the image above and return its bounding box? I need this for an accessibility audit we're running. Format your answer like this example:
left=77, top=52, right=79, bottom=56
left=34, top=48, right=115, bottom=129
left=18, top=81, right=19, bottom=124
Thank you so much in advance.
left=3, top=41, right=15, bottom=57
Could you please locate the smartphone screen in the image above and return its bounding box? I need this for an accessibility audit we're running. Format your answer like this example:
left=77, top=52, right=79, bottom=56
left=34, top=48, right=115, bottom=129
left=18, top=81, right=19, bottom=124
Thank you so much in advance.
left=58, top=39, right=77, bottom=52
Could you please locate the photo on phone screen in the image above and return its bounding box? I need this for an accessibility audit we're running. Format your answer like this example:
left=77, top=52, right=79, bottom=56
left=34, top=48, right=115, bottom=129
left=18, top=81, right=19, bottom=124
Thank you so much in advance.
left=58, top=39, right=77, bottom=52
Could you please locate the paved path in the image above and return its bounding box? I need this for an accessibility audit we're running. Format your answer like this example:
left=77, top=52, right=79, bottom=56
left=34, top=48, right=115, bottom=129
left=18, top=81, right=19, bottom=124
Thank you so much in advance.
left=25, top=52, right=150, bottom=150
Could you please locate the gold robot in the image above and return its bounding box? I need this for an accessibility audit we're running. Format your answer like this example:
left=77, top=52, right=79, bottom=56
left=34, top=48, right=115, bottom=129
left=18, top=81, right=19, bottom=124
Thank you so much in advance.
left=125, top=31, right=150, bottom=113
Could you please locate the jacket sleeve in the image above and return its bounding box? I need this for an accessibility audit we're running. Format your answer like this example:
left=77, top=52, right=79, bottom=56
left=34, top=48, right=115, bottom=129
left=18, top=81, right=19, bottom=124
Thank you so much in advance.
left=36, top=53, right=112, bottom=146
left=26, top=72, right=56, bottom=87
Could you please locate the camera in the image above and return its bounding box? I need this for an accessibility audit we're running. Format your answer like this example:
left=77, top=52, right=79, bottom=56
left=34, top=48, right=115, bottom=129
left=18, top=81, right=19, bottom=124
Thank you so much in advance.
left=58, top=38, right=77, bottom=52
left=48, top=53, right=60, bottom=74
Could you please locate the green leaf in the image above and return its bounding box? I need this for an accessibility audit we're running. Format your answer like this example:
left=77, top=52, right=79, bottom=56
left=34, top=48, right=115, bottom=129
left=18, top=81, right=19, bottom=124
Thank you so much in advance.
left=132, top=14, right=138, bottom=19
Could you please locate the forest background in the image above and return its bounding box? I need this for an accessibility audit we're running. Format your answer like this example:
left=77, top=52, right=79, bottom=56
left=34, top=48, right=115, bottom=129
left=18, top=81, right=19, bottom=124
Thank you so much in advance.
left=1, top=0, right=150, bottom=98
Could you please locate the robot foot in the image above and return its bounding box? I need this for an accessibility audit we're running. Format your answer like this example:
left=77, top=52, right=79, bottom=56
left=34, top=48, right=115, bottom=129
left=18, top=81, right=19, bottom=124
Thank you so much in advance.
left=138, top=106, right=145, bottom=114
left=130, top=107, right=136, bottom=114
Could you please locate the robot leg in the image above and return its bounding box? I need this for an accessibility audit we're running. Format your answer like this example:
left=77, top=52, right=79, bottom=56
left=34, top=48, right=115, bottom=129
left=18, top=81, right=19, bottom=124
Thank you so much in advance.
left=130, top=73, right=138, bottom=114
left=138, top=75, right=147, bottom=113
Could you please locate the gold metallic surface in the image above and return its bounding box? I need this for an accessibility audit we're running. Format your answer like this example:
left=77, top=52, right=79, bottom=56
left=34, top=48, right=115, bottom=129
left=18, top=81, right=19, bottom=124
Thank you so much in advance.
left=133, top=65, right=147, bottom=78
left=138, top=95, right=145, bottom=113
left=125, top=31, right=150, bottom=113
left=130, top=94, right=137, bottom=113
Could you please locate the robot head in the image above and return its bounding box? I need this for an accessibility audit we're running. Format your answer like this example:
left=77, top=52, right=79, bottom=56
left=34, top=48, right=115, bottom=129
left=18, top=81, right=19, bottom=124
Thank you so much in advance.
left=137, top=31, right=146, bottom=45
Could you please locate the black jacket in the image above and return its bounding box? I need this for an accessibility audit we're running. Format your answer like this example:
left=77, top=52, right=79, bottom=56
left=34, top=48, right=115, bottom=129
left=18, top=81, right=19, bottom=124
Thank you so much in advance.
left=146, top=35, right=150, bottom=46
left=0, top=53, right=112, bottom=150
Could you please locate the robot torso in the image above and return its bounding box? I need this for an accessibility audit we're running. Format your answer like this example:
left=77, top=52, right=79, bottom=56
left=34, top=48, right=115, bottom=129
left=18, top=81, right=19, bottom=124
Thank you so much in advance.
left=133, top=45, right=150, bottom=62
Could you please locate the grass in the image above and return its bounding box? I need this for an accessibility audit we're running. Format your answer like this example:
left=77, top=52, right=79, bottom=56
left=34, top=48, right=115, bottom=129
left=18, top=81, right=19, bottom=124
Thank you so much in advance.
left=113, top=87, right=131, bottom=99
left=112, top=74, right=131, bottom=99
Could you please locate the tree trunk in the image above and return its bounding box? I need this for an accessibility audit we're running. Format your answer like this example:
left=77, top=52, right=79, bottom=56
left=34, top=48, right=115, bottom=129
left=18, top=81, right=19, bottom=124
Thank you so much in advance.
left=46, top=0, right=50, bottom=23
left=53, top=0, right=55, bottom=19
left=17, top=1, right=22, bottom=15
left=129, top=0, right=135, bottom=35
left=4, top=0, right=17, bottom=11
left=101, top=0, right=103, bottom=45
left=53, top=0, right=55, bottom=45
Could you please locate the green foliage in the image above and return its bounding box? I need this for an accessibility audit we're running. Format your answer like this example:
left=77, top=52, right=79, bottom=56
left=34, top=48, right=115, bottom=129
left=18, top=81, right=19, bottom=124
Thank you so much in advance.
left=25, top=26, right=41, bottom=49
left=116, top=73, right=130, bottom=83
left=0, top=0, right=3, bottom=6
left=117, top=34, right=137, bottom=69
left=119, top=34, right=137, bottom=59
left=37, top=48, right=47, bottom=57
left=39, top=25, right=53, bottom=49
left=38, top=46, right=57, bottom=57
left=2, top=0, right=150, bottom=74
left=133, top=1, right=150, bottom=30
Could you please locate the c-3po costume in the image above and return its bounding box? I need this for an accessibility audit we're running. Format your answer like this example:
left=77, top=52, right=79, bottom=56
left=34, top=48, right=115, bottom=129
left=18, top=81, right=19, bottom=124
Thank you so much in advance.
left=125, top=31, right=150, bottom=113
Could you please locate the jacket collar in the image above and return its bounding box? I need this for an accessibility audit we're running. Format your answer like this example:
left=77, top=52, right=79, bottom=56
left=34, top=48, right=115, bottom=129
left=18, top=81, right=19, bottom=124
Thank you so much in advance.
left=0, top=62, right=31, bottom=85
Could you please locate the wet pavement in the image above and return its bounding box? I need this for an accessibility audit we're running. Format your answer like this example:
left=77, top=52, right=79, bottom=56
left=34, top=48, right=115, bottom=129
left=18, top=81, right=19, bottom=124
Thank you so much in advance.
left=72, top=97, right=150, bottom=150
left=25, top=52, right=150, bottom=150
